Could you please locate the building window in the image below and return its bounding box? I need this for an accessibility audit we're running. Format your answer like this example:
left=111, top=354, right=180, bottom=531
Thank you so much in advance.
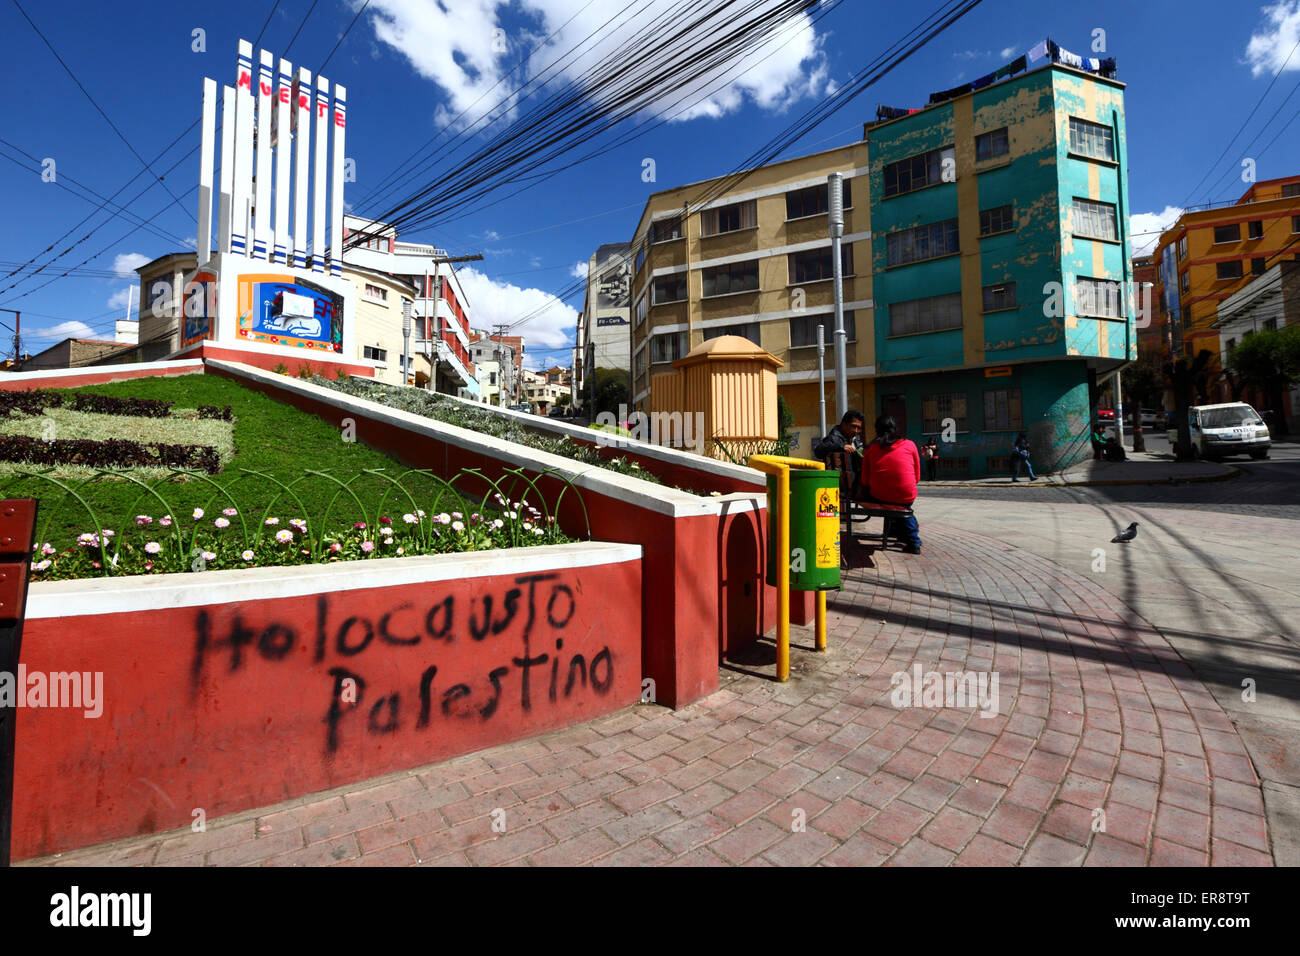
left=788, top=246, right=854, bottom=284
left=922, top=393, right=967, bottom=433
left=785, top=180, right=853, bottom=220
left=1181, top=306, right=1191, bottom=328
left=702, top=322, right=762, bottom=345
left=886, top=219, right=960, bottom=266
left=975, top=127, right=1009, bottom=162
left=982, top=282, right=1017, bottom=312
left=700, top=199, right=757, bottom=236
left=651, top=274, right=687, bottom=305
left=1072, top=198, right=1118, bottom=240
left=1251, top=257, right=1267, bottom=276
left=1076, top=276, right=1124, bottom=317
left=363, top=345, right=387, bottom=363
left=883, top=146, right=955, bottom=198
left=1283, top=183, right=1300, bottom=198
left=1177, top=236, right=1188, bottom=260
left=984, top=388, right=1023, bottom=431
left=634, top=351, right=646, bottom=380
left=1292, top=216, right=1300, bottom=234
left=1213, top=223, right=1241, bottom=244
left=364, top=283, right=387, bottom=301
left=634, top=242, right=646, bottom=273
left=979, top=204, right=1015, bottom=236
left=634, top=293, right=647, bottom=327
left=1180, top=271, right=1190, bottom=294
left=701, top=260, right=759, bottom=297
left=1216, top=260, right=1243, bottom=280
left=1067, top=117, right=1115, bottom=161
left=1248, top=220, right=1264, bottom=239
left=651, top=216, right=682, bottom=244
left=1226, top=338, right=1236, bottom=351
left=650, top=331, right=688, bottom=364
left=889, top=291, right=963, bottom=336
left=1264, top=318, right=1278, bottom=331
left=789, top=311, right=856, bottom=348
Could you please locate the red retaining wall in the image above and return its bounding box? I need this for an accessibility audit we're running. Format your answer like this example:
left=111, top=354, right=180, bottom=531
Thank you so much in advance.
left=14, top=546, right=641, bottom=860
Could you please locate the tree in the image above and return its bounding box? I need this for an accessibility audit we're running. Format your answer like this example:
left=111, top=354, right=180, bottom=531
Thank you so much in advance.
left=556, top=392, right=571, bottom=408
left=1164, top=349, right=1215, bottom=461
left=1226, top=325, right=1300, bottom=435
left=590, top=367, right=630, bottom=418
left=1122, top=353, right=1165, bottom=452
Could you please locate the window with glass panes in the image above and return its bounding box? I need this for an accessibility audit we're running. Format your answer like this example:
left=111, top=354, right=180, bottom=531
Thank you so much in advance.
left=1213, top=224, right=1241, bottom=243
left=975, top=127, right=1009, bottom=161
left=979, top=204, right=1015, bottom=235
left=982, top=282, right=1017, bottom=311
left=922, top=393, right=967, bottom=433
left=889, top=292, right=962, bottom=335
left=1068, top=117, right=1114, bottom=160
left=634, top=294, right=647, bottom=326
left=1177, top=236, right=1187, bottom=259
left=634, top=242, right=646, bottom=273
left=789, top=311, right=856, bottom=348
left=702, top=322, right=762, bottom=345
left=650, top=331, right=688, bottom=363
left=700, top=199, right=757, bottom=236
left=1216, top=260, right=1243, bottom=280
left=1072, top=198, right=1118, bottom=240
left=785, top=180, right=853, bottom=219
left=701, top=259, right=759, bottom=296
left=984, top=389, right=1022, bottom=431
left=1251, top=258, right=1266, bottom=275
left=788, top=246, right=854, bottom=283
left=883, top=146, right=955, bottom=197
left=1248, top=220, right=1264, bottom=239
left=651, top=216, right=682, bottom=243
left=652, top=274, right=687, bottom=304
left=1076, top=277, right=1123, bottom=317
left=886, top=219, right=959, bottom=266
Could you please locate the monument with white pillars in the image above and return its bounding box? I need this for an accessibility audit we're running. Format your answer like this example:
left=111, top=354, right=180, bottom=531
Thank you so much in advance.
left=181, top=39, right=355, bottom=361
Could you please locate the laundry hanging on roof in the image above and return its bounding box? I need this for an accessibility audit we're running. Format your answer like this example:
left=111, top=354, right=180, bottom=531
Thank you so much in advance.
left=876, top=105, right=921, bottom=122
left=1027, top=39, right=1049, bottom=62
left=928, top=82, right=973, bottom=105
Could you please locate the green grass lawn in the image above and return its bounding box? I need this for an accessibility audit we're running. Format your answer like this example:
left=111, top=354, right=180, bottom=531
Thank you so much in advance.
left=0, top=373, right=549, bottom=556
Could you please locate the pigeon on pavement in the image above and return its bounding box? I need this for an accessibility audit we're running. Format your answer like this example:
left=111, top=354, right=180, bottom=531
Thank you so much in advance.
left=1111, top=522, right=1138, bottom=543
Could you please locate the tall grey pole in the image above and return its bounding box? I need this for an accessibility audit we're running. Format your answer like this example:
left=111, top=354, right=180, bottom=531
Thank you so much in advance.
left=401, top=299, right=412, bottom=388
left=817, top=322, right=827, bottom=439
left=828, top=172, right=848, bottom=423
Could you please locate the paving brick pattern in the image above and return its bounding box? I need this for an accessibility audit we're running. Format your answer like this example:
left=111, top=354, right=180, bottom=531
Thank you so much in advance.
left=25, top=525, right=1272, bottom=867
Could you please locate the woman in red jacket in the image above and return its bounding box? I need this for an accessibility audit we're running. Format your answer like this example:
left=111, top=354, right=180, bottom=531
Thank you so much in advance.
left=860, top=414, right=923, bottom=554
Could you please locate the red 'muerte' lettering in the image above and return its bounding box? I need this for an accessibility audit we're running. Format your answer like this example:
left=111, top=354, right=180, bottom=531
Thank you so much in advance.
left=317, top=103, right=327, bottom=118
left=334, top=111, right=345, bottom=127
left=237, top=71, right=251, bottom=90
left=260, top=81, right=272, bottom=96
left=279, top=88, right=291, bottom=103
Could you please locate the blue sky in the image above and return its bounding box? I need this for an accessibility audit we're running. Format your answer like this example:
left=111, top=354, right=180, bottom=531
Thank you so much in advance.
left=1, top=0, right=1297, bottom=368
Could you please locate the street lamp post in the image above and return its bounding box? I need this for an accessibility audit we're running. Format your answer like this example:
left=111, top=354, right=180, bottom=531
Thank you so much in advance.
left=828, top=173, right=848, bottom=423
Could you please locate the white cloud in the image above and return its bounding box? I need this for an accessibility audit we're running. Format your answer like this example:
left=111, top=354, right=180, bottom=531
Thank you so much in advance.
left=1130, top=205, right=1185, bottom=256
left=953, top=49, right=990, bottom=60
left=107, top=287, right=134, bottom=310
left=570, top=261, right=588, bottom=279
left=456, top=267, right=577, bottom=365
left=111, top=252, right=149, bottom=278
left=999, top=45, right=1019, bottom=59
left=1246, top=1, right=1300, bottom=76
left=33, top=320, right=97, bottom=341
left=483, top=229, right=501, bottom=241
left=366, top=0, right=832, bottom=128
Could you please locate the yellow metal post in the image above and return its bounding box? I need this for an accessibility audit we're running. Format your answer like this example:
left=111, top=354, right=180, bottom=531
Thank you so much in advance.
left=749, top=454, right=828, bottom=682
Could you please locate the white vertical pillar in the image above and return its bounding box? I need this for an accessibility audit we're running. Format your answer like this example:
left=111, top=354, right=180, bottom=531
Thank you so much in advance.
left=292, top=67, right=311, bottom=269
left=273, top=58, right=292, bottom=265
left=217, top=86, right=235, bottom=256
left=312, top=75, right=329, bottom=273
left=197, top=77, right=217, bottom=264
left=232, top=40, right=255, bottom=257
left=253, top=49, right=274, bottom=260
left=328, top=83, right=347, bottom=278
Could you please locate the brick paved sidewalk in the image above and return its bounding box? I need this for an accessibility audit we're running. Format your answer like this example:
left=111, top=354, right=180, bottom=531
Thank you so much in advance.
left=24, top=524, right=1273, bottom=867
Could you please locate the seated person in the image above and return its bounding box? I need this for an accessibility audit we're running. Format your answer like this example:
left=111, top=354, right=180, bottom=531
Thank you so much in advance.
left=814, top=409, right=866, bottom=489
left=1090, top=423, right=1126, bottom=462
left=859, top=415, right=923, bottom=555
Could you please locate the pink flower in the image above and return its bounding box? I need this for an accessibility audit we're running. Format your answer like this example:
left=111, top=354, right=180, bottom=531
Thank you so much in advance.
left=214, top=517, right=230, bottom=529
left=275, top=529, right=293, bottom=544
left=361, top=540, right=375, bottom=553
left=354, top=522, right=367, bottom=530
left=222, top=508, right=238, bottom=516
left=135, top=515, right=153, bottom=526
left=159, top=515, right=173, bottom=527
left=144, top=542, right=162, bottom=555
left=329, top=542, right=342, bottom=553
left=379, top=516, right=392, bottom=526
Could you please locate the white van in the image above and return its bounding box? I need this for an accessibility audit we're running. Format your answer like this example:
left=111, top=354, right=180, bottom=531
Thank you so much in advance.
left=1177, top=402, right=1271, bottom=460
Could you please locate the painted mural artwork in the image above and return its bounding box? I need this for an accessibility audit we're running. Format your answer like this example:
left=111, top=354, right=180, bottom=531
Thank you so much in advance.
left=189, top=572, right=616, bottom=755
left=180, top=271, right=218, bottom=348
left=237, top=274, right=344, bottom=352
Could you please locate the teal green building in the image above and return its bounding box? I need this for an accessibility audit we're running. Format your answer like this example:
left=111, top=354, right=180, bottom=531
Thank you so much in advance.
left=865, top=63, right=1136, bottom=476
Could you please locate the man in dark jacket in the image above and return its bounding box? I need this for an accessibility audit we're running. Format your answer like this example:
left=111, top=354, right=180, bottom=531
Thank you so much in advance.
left=813, top=410, right=865, bottom=460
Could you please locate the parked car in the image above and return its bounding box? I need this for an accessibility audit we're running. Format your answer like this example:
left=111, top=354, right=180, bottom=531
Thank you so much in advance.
left=1097, top=408, right=1115, bottom=422
left=1140, top=408, right=1161, bottom=427
left=508, top=402, right=533, bottom=414
left=1181, top=402, right=1271, bottom=460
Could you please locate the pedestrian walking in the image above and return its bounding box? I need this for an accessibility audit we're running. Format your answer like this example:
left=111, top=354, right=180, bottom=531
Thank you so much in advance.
left=921, top=437, right=939, bottom=481
left=1011, top=432, right=1037, bottom=482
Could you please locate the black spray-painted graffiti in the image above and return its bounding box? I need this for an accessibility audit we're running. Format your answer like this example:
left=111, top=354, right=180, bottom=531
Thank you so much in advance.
left=190, top=573, right=614, bottom=753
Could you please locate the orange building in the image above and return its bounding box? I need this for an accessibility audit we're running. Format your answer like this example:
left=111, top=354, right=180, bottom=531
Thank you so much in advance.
left=1152, top=175, right=1300, bottom=398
